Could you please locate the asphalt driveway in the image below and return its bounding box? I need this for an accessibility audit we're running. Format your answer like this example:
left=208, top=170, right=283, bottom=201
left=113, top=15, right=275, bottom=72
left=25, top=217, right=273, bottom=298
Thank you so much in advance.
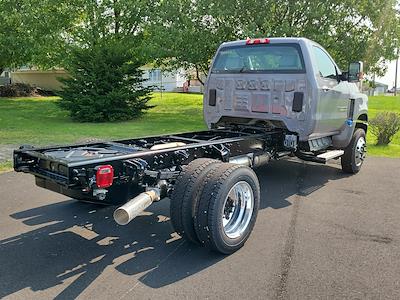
left=0, top=157, right=399, bottom=299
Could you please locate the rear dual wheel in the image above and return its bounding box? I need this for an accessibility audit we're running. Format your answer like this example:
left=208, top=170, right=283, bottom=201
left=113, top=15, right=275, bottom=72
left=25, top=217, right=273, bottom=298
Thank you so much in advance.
left=170, top=158, right=220, bottom=244
left=170, top=159, right=260, bottom=254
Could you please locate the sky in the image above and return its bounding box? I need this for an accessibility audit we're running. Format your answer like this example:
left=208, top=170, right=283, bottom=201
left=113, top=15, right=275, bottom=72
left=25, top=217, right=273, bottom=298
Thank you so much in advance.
left=376, top=60, right=399, bottom=88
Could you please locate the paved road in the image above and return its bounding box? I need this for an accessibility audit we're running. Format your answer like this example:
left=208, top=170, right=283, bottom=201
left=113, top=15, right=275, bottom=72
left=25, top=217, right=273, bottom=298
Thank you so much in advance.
left=0, top=157, right=399, bottom=300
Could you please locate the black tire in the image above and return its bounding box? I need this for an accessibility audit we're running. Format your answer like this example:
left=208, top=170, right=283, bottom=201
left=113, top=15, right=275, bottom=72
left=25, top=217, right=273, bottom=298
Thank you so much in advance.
left=170, top=158, right=221, bottom=244
left=341, top=128, right=366, bottom=174
left=194, top=163, right=260, bottom=254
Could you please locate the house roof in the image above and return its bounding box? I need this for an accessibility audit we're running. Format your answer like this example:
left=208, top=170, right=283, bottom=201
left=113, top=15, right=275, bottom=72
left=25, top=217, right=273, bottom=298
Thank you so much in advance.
left=374, top=81, right=388, bottom=88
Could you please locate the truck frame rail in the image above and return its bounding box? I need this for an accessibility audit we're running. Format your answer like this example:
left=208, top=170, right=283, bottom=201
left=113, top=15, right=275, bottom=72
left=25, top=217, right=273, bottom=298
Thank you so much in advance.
left=14, top=127, right=285, bottom=204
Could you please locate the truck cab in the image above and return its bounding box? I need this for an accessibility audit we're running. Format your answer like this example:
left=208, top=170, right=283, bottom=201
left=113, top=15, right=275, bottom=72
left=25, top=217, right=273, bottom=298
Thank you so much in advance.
left=204, top=37, right=368, bottom=153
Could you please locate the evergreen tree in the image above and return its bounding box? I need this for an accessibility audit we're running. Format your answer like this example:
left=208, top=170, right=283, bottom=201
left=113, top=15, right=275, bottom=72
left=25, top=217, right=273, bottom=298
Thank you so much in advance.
left=58, top=40, right=152, bottom=122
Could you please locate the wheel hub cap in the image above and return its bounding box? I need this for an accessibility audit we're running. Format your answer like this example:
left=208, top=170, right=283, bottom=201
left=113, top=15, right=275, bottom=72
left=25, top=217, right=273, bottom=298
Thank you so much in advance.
left=355, top=136, right=366, bottom=167
left=222, top=181, right=254, bottom=239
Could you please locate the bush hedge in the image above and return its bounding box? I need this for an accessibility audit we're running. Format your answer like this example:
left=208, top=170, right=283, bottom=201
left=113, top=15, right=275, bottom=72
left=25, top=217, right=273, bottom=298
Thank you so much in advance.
left=0, top=83, right=37, bottom=97
left=370, top=112, right=400, bottom=145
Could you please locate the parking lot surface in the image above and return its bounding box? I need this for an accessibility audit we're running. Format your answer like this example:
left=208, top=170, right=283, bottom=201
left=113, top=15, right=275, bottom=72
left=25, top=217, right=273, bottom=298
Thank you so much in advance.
left=0, top=157, right=399, bottom=299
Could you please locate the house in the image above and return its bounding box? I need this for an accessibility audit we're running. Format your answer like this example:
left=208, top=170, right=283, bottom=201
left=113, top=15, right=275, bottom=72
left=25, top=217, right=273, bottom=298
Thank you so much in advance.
left=10, top=68, right=69, bottom=91
left=9, top=66, right=189, bottom=92
left=141, top=67, right=187, bottom=92
left=372, top=82, right=389, bottom=95
left=361, top=80, right=389, bottom=96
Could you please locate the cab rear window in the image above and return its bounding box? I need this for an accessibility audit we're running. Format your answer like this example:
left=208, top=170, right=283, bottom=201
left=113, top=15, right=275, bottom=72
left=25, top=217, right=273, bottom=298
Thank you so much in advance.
left=211, top=44, right=305, bottom=74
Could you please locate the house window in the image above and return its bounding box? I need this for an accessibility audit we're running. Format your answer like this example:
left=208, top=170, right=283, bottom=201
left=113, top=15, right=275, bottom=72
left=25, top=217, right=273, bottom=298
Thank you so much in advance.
left=148, top=69, right=162, bottom=82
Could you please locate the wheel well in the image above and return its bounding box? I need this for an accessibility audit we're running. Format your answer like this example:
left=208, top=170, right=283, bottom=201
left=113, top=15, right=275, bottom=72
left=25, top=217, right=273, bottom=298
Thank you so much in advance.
left=356, top=114, right=368, bottom=133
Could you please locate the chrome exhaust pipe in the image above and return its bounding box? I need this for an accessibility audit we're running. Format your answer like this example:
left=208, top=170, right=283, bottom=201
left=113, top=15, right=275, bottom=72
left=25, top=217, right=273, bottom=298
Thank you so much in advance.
left=229, top=153, right=271, bottom=168
left=229, top=155, right=252, bottom=166
left=114, top=190, right=160, bottom=225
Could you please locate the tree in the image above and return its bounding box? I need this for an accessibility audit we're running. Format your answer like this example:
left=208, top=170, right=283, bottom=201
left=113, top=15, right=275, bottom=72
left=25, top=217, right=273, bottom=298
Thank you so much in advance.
left=56, top=0, right=156, bottom=122
left=148, top=0, right=400, bottom=82
left=0, top=0, right=156, bottom=121
left=58, top=40, right=153, bottom=122
left=0, top=0, right=80, bottom=73
left=0, top=0, right=156, bottom=72
left=147, top=0, right=238, bottom=84
left=62, top=0, right=156, bottom=48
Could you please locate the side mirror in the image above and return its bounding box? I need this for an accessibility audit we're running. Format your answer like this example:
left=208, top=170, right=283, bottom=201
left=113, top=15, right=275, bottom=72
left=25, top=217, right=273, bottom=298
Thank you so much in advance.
left=348, top=61, right=363, bottom=82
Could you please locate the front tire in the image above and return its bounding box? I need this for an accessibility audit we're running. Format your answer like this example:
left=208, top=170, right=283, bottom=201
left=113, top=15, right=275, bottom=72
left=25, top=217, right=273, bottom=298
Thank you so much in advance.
left=341, top=128, right=366, bottom=174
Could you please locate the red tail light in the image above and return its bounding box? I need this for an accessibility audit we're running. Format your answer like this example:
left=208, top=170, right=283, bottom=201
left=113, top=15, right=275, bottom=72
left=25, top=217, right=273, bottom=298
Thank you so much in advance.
left=246, top=38, right=270, bottom=45
left=95, top=165, right=114, bottom=188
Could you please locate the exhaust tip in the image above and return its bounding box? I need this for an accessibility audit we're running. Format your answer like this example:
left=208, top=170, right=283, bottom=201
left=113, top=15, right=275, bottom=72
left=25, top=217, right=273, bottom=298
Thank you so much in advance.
left=114, top=208, right=130, bottom=225
left=113, top=190, right=159, bottom=226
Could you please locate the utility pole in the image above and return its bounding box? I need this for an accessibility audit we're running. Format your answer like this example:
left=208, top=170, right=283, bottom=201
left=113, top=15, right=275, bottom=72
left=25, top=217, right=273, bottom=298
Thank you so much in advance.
left=372, top=73, right=376, bottom=96
left=160, top=71, right=163, bottom=101
left=395, top=48, right=399, bottom=96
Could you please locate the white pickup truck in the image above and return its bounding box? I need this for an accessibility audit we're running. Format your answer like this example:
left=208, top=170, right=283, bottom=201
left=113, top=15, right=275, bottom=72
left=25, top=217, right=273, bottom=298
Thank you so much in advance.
left=14, top=37, right=367, bottom=254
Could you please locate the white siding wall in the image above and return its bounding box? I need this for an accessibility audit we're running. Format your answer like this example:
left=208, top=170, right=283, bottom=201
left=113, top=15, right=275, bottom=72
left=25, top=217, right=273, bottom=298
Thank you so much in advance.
left=142, top=68, right=186, bottom=92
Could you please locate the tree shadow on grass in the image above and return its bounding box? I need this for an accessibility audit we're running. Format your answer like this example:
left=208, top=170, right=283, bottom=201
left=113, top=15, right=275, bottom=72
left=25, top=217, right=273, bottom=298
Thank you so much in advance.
left=0, top=158, right=350, bottom=299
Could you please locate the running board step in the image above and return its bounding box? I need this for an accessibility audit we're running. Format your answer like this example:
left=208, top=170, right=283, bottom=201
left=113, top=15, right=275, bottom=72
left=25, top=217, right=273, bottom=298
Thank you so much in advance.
left=317, top=150, right=344, bottom=162
left=296, top=150, right=344, bottom=164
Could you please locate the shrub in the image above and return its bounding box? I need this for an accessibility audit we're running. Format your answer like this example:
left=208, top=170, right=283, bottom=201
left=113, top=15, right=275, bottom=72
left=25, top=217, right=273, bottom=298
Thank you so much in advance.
left=369, top=112, right=400, bottom=145
left=0, top=83, right=36, bottom=97
left=58, top=40, right=153, bottom=122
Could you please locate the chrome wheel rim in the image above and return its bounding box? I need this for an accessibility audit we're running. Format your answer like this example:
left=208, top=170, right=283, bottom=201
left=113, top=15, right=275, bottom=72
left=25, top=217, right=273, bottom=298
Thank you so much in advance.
left=222, top=181, right=254, bottom=239
left=355, top=136, right=366, bottom=167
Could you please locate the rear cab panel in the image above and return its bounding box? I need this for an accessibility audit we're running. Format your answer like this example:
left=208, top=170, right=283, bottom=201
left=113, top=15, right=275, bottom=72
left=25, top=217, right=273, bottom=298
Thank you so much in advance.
left=204, top=38, right=319, bottom=142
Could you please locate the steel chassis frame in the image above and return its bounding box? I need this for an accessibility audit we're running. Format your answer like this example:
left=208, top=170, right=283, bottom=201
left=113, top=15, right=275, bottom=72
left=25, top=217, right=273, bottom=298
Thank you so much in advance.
left=14, top=126, right=286, bottom=203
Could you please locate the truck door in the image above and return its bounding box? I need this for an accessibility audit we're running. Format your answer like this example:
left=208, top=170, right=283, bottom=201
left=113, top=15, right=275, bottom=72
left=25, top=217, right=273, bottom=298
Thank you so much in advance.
left=312, top=46, right=350, bottom=134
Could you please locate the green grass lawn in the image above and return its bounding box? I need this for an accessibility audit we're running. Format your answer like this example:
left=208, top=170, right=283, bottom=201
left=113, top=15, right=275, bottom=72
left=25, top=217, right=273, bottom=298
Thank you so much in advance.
left=367, top=95, right=400, bottom=157
left=0, top=93, right=206, bottom=145
left=0, top=93, right=399, bottom=172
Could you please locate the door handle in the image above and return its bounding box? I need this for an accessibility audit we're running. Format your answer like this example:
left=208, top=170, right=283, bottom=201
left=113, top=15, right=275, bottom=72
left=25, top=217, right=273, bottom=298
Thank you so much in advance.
left=337, top=106, right=348, bottom=112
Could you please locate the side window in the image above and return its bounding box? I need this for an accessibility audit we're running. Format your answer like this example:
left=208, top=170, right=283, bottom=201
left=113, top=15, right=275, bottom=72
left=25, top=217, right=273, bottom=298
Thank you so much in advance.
left=313, top=46, right=337, bottom=79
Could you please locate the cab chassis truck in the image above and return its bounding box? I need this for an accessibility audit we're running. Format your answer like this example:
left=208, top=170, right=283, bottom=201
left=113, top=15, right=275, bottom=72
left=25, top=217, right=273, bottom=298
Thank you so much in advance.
left=14, top=38, right=368, bottom=254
